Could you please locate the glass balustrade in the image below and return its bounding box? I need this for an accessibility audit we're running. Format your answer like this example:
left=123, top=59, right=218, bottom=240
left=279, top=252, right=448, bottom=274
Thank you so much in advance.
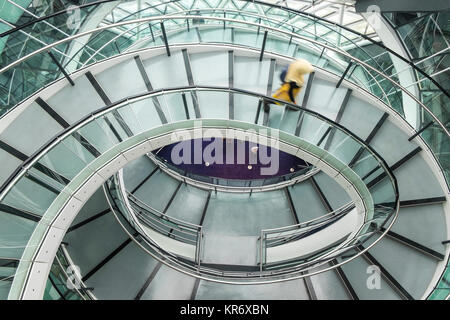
left=428, top=265, right=450, bottom=300
left=1, top=13, right=389, bottom=113
left=0, top=87, right=397, bottom=291
left=262, top=202, right=355, bottom=249
left=0, top=0, right=446, bottom=124
left=0, top=0, right=446, bottom=297
left=128, top=192, right=202, bottom=245
left=43, top=246, right=93, bottom=300
left=104, top=173, right=203, bottom=268
left=0, top=4, right=447, bottom=190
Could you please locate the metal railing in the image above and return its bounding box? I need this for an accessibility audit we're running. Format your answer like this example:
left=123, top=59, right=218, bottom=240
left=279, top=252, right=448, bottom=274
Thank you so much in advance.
left=0, top=14, right=447, bottom=190
left=44, top=245, right=95, bottom=300
left=128, top=192, right=202, bottom=245
left=0, top=0, right=443, bottom=297
left=0, top=83, right=397, bottom=294
left=86, top=86, right=399, bottom=283
left=258, top=202, right=355, bottom=272
left=107, top=168, right=363, bottom=280
left=104, top=173, right=203, bottom=268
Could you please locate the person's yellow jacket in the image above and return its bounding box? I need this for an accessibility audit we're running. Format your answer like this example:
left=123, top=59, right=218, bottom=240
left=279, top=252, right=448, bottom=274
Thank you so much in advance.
left=272, top=59, right=314, bottom=104
left=272, top=83, right=301, bottom=104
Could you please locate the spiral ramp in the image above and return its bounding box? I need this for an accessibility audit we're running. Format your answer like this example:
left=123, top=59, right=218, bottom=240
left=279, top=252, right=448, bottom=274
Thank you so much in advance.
left=0, top=1, right=448, bottom=301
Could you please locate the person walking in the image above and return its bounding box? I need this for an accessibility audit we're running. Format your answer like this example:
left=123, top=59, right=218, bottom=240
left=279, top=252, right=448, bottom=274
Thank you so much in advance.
left=265, top=58, right=314, bottom=111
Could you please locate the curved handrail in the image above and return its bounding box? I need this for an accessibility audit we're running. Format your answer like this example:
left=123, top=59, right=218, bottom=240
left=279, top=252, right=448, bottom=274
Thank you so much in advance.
left=128, top=192, right=202, bottom=231
left=262, top=202, right=355, bottom=247
left=108, top=172, right=382, bottom=282
left=109, top=169, right=357, bottom=276
left=1, top=0, right=446, bottom=100
left=84, top=20, right=388, bottom=105
left=117, top=17, right=392, bottom=110
left=0, top=86, right=397, bottom=295
left=0, top=84, right=398, bottom=199
left=152, top=7, right=386, bottom=70
left=0, top=14, right=446, bottom=137
left=248, top=0, right=449, bottom=97
left=0, top=17, right=396, bottom=115
left=0, top=1, right=442, bottom=296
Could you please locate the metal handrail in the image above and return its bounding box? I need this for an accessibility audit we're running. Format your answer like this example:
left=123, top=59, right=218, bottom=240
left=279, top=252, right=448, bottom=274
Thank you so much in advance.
left=132, top=205, right=196, bottom=234
left=23, top=12, right=390, bottom=109
left=3, top=85, right=398, bottom=288
left=5, top=84, right=399, bottom=216
left=0, top=84, right=397, bottom=200
left=134, top=211, right=199, bottom=244
left=121, top=20, right=392, bottom=109
left=0, top=14, right=446, bottom=136
left=106, top=174, right=203, bottom=261
left=149, top=7, right=384, bottom=66
left=262, top=204, right=354, bottom=250
left=106, top=173, right=362, bottom=284
left=263, top=202, right=355, bottom=235
left=1, top=0, right=447, bottom=99
left=258, top=202, right=355, bottom=267
left=92, top=88, right=398, bottom=280
left=109, top=168, right=373, bottom=281
left=58, top=245, right=96, bottom=300
left=128, top=192, right=203, bottom=230
left=119, top=166, right=352, bottom=260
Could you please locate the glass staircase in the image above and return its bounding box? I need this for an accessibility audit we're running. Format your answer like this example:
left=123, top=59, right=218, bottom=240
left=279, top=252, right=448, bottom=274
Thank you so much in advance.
left=0, top=0, right=448, bottom=300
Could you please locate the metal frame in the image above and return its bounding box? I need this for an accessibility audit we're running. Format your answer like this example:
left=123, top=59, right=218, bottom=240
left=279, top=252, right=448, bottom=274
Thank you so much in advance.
left=0, top=14, right=446, bottom=138
left=1, top=0, right=447, bottom=100
left=0, top=45, right=418, bottom=296
left=0, top=1, right=444, bottom=298
left=4, top=113, right=389, bottom=295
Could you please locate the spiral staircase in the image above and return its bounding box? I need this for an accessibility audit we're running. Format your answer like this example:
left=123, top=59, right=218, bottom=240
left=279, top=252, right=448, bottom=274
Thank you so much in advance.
left=0, top=0, right=448, bottom=300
